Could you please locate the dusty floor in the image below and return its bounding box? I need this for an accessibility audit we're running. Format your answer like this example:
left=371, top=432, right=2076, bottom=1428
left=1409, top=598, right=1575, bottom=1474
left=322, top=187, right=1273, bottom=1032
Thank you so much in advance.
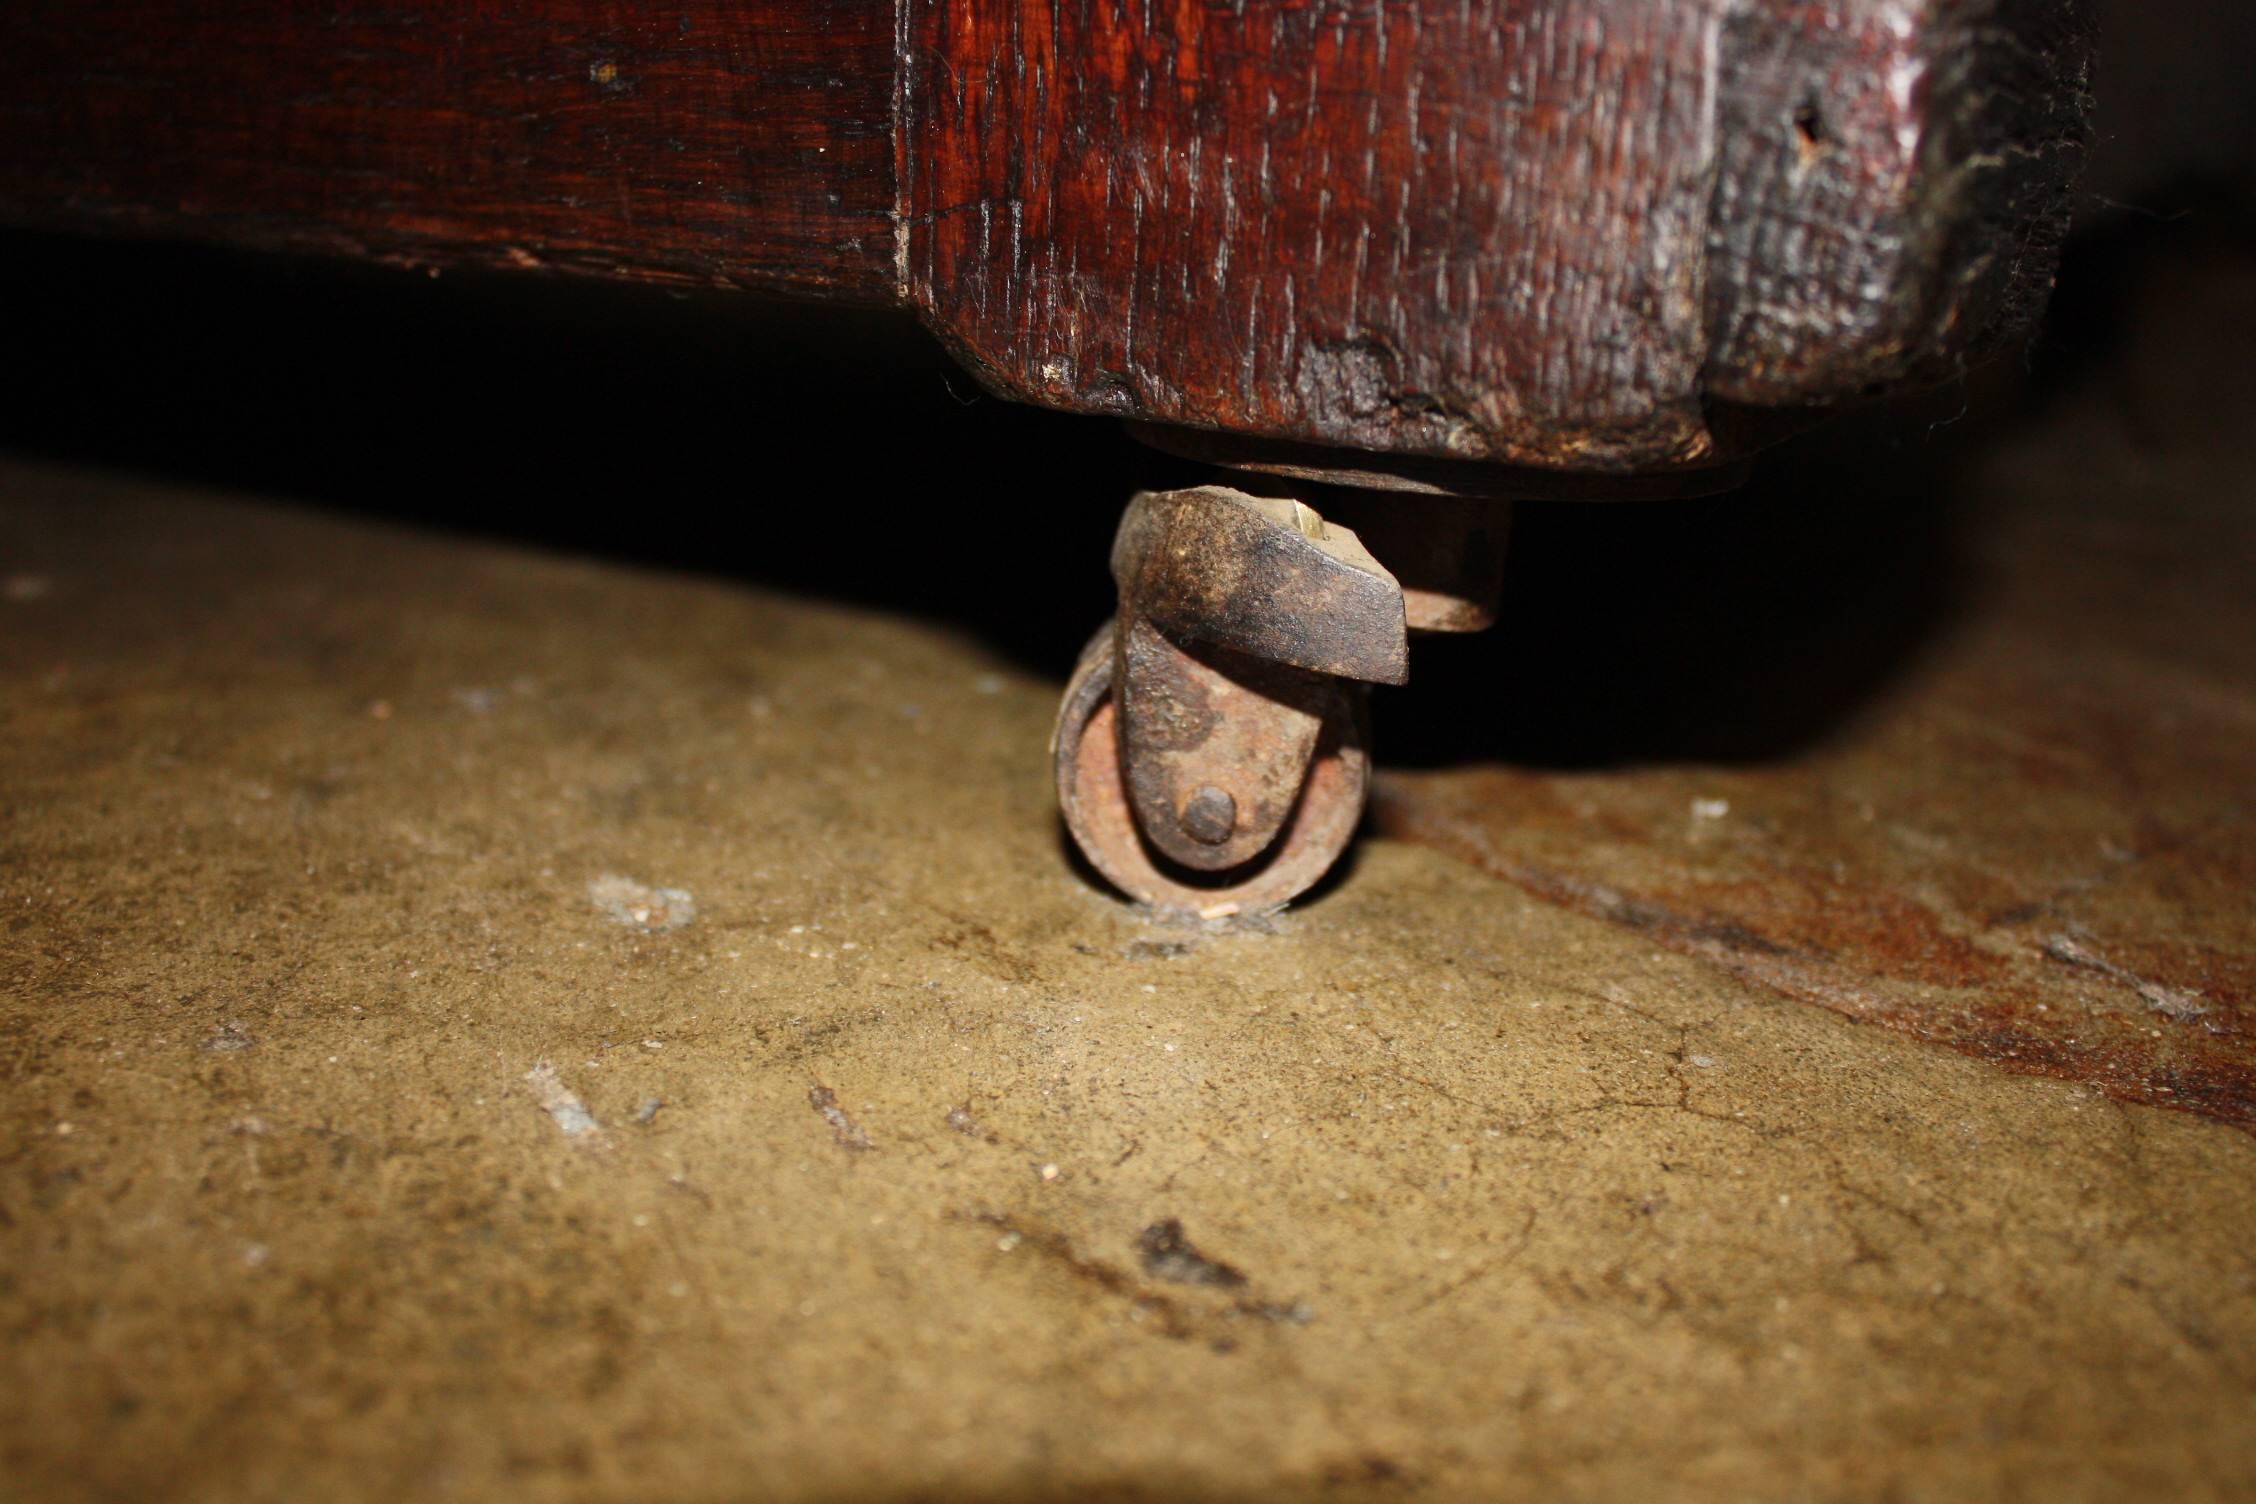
left=5, top=258, right=2256, bottom=1500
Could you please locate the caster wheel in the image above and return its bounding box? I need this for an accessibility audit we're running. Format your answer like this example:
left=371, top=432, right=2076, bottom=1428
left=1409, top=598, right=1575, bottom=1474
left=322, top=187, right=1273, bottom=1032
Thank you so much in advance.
left=1053, top=621, right=1370, bottom=916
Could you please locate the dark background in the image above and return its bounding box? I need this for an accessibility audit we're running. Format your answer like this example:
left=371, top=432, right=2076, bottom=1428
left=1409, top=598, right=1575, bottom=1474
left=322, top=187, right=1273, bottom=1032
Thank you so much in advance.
left=3, top=0, right=2250, bottom=771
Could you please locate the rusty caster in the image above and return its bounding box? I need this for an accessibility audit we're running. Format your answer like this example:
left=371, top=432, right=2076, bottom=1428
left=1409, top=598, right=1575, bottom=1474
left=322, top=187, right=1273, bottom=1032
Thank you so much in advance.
left=1053, top=481, right=1510, bottom=916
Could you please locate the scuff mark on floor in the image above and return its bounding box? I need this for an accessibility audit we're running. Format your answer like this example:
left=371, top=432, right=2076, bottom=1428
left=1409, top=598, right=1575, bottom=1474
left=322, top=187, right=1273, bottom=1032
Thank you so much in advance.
left=1137, top=1218, right=1248, bottom=1288
left=964, top=1211, right=1311, bottom=1345
left=2042, top=933, right=2210, bottom=1020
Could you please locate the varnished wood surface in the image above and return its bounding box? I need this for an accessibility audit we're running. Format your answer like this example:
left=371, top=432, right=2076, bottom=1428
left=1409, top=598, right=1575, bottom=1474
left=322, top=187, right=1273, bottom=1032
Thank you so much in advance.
left=0, top=1, right=898, bottom=299
left=905, top=0, right=2091, bottom=471
left=1, top=0, right=2091, bottom=468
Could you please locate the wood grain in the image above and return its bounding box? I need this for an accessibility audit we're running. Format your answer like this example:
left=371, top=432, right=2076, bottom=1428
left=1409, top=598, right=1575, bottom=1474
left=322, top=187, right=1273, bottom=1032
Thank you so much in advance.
left=903, top=0, right=2092, bottom=470
left=0, top=0, right=898, bottom=299
left=0, top=0, right=2090, bottom=466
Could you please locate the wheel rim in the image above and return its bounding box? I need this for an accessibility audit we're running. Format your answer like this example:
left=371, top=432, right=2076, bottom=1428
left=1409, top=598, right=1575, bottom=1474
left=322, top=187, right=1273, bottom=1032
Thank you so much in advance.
left=1053, top=623, right=1368, bottom=915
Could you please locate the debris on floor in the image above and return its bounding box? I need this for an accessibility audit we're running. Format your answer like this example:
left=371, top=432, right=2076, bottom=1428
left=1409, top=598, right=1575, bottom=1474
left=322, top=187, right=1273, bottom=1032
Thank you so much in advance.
left=524, top=1061, right=601, bottom=1139
left=588, top=874, right=697, bottom=932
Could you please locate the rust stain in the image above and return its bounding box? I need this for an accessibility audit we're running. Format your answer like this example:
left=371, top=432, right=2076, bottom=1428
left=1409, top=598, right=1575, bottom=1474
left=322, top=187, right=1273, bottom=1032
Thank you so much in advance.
left=1377, top=768, right=2254, bottom=1133
left=1370, top=411, right=2256, bottom=1130
left=1681, top=870, right=2012, bottom=988
left=1371, top=264, right=2256, bottom=1131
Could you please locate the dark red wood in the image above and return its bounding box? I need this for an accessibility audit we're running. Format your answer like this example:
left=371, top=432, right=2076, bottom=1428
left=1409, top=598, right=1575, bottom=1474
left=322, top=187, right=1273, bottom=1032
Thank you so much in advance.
left=0, top=1, right=898, bottom=300
left=1704, top=0, right=2093, bottom=406
left=0, top=0, right=2091, bottom=468
left=903, top=0, right=2092, bottom=472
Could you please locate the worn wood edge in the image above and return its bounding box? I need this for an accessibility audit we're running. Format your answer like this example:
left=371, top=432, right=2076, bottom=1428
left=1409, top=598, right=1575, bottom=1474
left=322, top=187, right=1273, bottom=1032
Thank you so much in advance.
left=899, top=0, right=2097, bottom=473
left=1701, top=0, right=2097, bottom=406
left=0, top=0, right=2096, bottom=474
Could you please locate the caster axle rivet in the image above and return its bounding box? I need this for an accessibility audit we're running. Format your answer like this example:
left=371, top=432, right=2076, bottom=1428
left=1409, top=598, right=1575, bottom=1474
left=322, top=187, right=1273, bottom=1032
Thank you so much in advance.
left=1180, top=785, right=1238, bottom=845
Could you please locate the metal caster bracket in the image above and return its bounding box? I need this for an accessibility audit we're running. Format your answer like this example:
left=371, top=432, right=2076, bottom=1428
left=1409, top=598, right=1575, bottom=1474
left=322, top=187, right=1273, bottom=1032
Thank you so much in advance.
left=1057, top=480, right=1509, bottom=916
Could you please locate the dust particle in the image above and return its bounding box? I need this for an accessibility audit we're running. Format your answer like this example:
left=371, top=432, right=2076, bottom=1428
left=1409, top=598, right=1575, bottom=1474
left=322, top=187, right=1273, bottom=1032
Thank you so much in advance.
left=589, top=874, right=696, bottom=932
left=525, top=1061, right=600, bottom=1138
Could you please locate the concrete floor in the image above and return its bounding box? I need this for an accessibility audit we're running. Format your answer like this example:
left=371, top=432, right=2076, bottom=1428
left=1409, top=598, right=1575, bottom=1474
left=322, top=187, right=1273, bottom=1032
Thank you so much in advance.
left=4, top=256, right=2255, bottom=1500
left=1382, top=246, right=2256, bottom=1131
